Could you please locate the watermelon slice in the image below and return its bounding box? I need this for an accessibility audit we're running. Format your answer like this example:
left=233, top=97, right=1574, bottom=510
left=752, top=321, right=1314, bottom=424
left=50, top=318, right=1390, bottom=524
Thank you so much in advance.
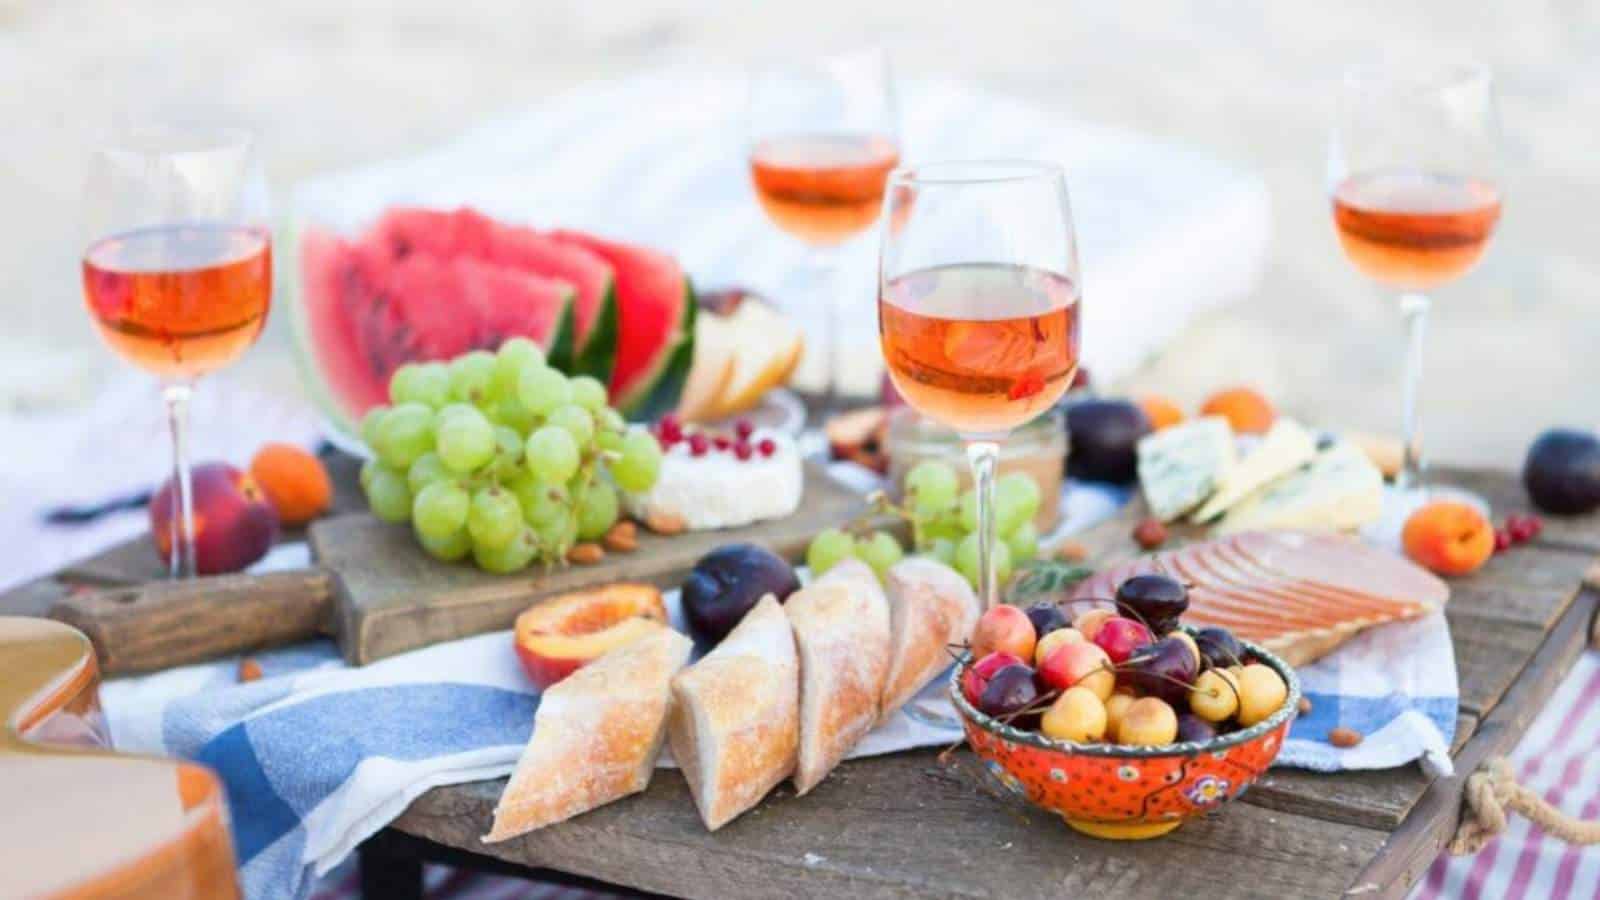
left=373, top=208, right=618, bottom=377
left=297, top=224, right=574, bottom=427
left=550, top=230, right=696, bottom=420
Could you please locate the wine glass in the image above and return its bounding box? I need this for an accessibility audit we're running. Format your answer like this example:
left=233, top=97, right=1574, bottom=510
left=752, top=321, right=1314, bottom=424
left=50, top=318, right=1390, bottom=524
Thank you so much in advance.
left=879, top=161, right=1082, bottom=610
left=81, top=126, right=273, bottom=577
left=748, top=48, right=899, bottom=416
left=1329, top=61, right=1502, bottom=507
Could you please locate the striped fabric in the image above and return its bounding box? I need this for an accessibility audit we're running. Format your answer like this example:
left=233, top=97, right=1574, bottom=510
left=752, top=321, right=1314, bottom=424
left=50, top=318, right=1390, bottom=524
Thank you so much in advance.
left=1412, top=651, right=1600, bottom=900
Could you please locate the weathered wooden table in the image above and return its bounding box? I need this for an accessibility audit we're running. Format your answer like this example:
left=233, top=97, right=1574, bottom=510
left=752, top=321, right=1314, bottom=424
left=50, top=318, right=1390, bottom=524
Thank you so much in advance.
left=6, top=464, right=1599, bottom=899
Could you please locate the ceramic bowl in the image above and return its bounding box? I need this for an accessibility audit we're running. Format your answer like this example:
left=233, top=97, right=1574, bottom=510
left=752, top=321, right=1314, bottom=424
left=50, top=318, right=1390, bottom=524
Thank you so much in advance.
left=950, top=634, right=1301, bottom=840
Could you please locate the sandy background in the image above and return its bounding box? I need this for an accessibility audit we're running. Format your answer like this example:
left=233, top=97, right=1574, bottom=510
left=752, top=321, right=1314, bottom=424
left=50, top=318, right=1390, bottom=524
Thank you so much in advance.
left=3, top=1, right=1597, bottom=469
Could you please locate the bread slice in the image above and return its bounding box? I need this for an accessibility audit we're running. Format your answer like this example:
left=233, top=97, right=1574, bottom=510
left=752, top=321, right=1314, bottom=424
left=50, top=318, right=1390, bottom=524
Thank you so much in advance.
left=879, top=557, right=981, bottom=722
left=786, top=559, right=891, bottom=795
left=483, top=626, right=692, bottom=842
left=668, top=595, right=799, bottom=831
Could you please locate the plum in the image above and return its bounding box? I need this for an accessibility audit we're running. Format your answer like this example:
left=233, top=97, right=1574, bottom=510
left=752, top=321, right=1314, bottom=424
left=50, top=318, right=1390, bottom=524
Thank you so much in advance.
left=1121, top=637, right=1198, bottom=706
left=1065, top=399, right=1151, bottom=484
left=1115, top=573, right=1189, bottom=634
left=1523, top=429, right=1600, bottom=515
left=681, top=543, right=801, bottom=641
left=1193, top=626, right=1245, bottom=670
left=978, top=664, right=1039, bottom=718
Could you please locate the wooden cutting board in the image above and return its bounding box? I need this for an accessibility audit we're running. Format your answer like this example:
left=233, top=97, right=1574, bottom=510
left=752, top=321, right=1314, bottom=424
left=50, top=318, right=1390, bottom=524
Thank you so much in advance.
left=50, top=461, right=865, bottom=671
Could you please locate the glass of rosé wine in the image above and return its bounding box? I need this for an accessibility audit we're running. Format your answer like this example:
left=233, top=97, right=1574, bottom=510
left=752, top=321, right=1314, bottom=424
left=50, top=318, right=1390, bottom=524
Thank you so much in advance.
left=81, top=126, right=273, bottom=577
left=747, top=48, right=899, bottom=415
left=879, top=161, right=1081, bottom=609
left=1329, top=61, right=1502, bottom=503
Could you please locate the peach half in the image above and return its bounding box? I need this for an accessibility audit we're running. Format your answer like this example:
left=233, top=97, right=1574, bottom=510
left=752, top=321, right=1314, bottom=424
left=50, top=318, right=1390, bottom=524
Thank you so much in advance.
left=513, top=583, right=669, bottom=689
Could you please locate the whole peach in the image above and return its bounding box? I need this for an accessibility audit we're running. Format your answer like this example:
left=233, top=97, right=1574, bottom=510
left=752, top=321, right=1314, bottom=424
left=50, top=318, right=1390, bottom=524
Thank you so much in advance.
left=150, top=462, right=277, bottom=575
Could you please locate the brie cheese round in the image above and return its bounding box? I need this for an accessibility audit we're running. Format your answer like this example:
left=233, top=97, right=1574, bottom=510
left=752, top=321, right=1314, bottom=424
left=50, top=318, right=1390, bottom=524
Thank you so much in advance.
left=623, top=429, right=803, bottom=531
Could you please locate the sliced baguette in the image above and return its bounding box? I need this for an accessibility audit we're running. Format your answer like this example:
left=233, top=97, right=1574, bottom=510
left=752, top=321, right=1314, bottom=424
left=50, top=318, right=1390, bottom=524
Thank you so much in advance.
left=483, top=626, right=692, bottom=842
left=786, top=559, right=891, bottom=795
left=879, top=557, right=981, bottom=722
left=668, top=595, right=799, bottom=831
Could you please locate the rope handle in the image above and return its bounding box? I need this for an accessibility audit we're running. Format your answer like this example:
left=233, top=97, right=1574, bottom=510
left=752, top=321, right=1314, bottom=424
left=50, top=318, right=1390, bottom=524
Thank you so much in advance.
left=1449, top=757, right=1600, bottom=855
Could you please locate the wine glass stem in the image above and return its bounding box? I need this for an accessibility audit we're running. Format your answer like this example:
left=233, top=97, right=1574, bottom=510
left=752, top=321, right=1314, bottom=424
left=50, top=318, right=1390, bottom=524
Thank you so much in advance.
left=1398, top=292, right=1430, bottom=491
left=965, top=439, right=1001, bottom=609
left=805, top=245, right=840, bottom=417
left=163, top=382, right=197, bottom=578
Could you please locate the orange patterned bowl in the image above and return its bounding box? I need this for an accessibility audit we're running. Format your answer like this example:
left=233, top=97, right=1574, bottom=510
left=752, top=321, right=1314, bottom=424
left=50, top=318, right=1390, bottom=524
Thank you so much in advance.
left=949, top=633, right=1301, bottom=841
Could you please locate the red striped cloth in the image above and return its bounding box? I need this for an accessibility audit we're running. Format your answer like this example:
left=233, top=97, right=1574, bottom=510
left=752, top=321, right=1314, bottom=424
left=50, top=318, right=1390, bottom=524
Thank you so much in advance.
left=1414, top=650, right=1600, bottom=899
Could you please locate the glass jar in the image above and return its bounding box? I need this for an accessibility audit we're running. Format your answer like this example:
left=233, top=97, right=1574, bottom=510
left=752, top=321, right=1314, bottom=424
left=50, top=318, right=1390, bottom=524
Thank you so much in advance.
left=883, top=406, right=1067, bottom=533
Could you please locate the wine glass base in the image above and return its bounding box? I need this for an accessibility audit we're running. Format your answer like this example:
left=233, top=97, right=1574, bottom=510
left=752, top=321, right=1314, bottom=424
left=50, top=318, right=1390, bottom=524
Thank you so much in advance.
left=1362, top=482, right=1493, bottom=551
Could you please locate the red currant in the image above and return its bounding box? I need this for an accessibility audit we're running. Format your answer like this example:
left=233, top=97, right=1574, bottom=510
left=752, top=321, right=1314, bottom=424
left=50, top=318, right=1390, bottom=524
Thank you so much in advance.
left=656, top=416, right=682, bottom=443
left=1493, top=528, right=1512, bottom=552
left=1506, top=515, right=1536, bottom=543
left=757, top=438, right=777, bottom=458
left=733, top=440, right=753, bottom=461
left=712, top=435, right=731, bottom=451
left=734, top=419, right=754, bottom=440
left=687, top=433, right=709, bottom=457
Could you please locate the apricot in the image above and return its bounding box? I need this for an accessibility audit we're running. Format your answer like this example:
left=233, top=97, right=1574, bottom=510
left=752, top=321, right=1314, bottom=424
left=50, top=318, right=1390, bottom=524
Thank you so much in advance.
left=1033, top=627, right=1085, bottom=666
left=972, top=605, right=1037, bottom=663
left=1072, top=608, right=1116, bottom=642
left=1117, top=697, right=1179, bottom=746
left=1402, top=501, right=1494, bottom=576
left=1041, top=686, right=1108, bottom=743
left=1189, top=668, right=1241, bottom=723
left=1200, top=387, right=1276, bottom=434
left=250, top=443, right=333, bottom=526
left=1137, top=394, right=1186, bottom=431
left=1235, top=663, right=1288, bottom=726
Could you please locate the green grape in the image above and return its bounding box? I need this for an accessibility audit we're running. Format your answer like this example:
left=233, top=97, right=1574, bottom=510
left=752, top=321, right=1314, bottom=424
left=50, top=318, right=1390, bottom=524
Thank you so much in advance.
left=856, top=531, right=905, bottom=581
left=517, top=364, right=572, bottom=417
left=468, top=485, right=523, bottom=550
left=491, top=395, right=538, bottom=435
left=597, top=408, right=627, bottom=433
left=1006, top=521, right=1039, bottom=565
left=595, top=428, right=624, bottom=454
left=569, top=375, right=608, bottom=412
left=359, top=406, right=390, bottom=449
left=922, top=518, right=967, bottom=543
left=995, top=473, right=1041, bottom=535
left=525, top=426, right=580, bottom=484
left=373, top=402, right=435, bottom=470
left=412, top=481, right=470, bottom=540
left=546, top=404, right=595, bottom=446
left=474, top=527, right=539, bottom=574
left=490, top=425, right=525, bottom=478
left=613, top=429, right=663, bottom=493
left=391, top=362, right=451, bottom=408
left=806, top=528, right=856, bottom=576
left=416, top=526, right=472, bottom=562
left=493, top=337, right=546, bottom=398
left=959, top=489, right=978, bottom=532
left=928, top=537, right=957, bottom=566
left=575, top=481, right=620, bottom=540
left=510, top=475, right=569, bottom=527
left=364, top=463, right=413, bottom=523
left=438, top=402, right=478, bottom=423
left=449, top=351, right=498, bottom=405
left=954, top=532, right=1013, bottom=591
left=436, top=406, right=496, bottom=474
left=531, top=508, right=576, bottom=554
left=359, top=458, right=382, bottom=492
left=407, top=452, right=452, bottom=495
left=904, top=460, right=960, bottom=515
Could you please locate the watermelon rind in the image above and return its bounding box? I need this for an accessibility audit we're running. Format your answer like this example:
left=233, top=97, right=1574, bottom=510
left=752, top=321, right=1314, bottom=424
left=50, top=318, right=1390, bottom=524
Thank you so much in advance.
left=569, top=283, right=618, bottom=383
left=544, top=301, right=577, bottom=372
left=615, top=282, right=696, bottom=420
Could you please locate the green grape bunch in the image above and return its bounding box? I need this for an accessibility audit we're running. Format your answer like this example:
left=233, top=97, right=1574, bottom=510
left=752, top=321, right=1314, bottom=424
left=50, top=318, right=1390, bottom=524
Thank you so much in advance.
left=355, top=338, right=664, bottom=574
left=804, top=459, right=1045, bottom=590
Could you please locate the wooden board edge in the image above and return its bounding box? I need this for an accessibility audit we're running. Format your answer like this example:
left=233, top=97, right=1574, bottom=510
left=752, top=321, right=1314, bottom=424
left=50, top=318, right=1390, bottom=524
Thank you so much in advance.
left=1346, top=587, right=1599, bottom=899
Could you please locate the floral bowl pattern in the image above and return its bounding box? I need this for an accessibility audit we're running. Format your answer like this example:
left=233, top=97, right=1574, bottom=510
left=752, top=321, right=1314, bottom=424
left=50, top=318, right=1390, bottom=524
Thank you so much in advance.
left=950, top=634, right=1301, bottom=840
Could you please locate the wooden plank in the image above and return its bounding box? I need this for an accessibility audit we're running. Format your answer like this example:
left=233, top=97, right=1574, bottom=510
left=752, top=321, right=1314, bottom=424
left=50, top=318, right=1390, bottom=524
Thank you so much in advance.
left=1448, top=613, right=1547, bottom=718
left=1439, top=464, right=1600, bottom=553
left=314, top=462, right=865, bottom=664
left=1445, top=545, right=1590, bottom=631
left=1347, top=588, right=1600, bottom=898
left=1242, top=714, right=1478, bottom=831
left=396, top=748, right=1388, bottom=900
left=0, top=575, right=75, bottom=618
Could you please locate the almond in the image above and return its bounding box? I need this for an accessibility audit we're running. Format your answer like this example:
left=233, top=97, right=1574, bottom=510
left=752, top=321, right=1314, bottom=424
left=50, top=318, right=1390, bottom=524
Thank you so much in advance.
left=1055, top=540, right=1089, bottom=563
left=1298, top=697, right=1313, bottom=715
left=602, top=520, right=638, bottom=553
left=644, top=510, right=687, bottom=535
left=1328, top=726, right=1363, bottom=748
left=567, top=542, right=605, bottom=565
left=237, top=658, right=263, bottom=683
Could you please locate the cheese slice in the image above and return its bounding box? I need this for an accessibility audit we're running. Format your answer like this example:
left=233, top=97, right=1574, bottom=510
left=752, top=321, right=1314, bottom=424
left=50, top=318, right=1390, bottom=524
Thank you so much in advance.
left=1136, top=416, right=1236, bottom=522
left=1191, top=418, right=1318, bottom=523
left=1215, top=441, right=1383, bottom=534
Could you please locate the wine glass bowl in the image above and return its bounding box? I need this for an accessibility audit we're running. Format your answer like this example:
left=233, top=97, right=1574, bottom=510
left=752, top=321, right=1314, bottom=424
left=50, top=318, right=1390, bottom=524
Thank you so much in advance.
left=878, top=160, right=1080, bottom=608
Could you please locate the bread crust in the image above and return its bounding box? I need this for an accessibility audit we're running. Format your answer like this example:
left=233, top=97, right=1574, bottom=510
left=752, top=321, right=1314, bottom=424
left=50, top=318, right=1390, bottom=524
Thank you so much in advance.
left=879, top=557, right=981, bottom=722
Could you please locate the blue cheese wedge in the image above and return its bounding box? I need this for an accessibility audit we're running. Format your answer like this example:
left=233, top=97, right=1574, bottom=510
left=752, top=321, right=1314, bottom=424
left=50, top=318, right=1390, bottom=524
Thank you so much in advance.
left=1190, top=418, right=1318, bottom=523
left=1215, top=441, right=1383, bottom=534
left=622, top=429, right=802, bottom=531
left=1136, top=416, right=1236, bottom=522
